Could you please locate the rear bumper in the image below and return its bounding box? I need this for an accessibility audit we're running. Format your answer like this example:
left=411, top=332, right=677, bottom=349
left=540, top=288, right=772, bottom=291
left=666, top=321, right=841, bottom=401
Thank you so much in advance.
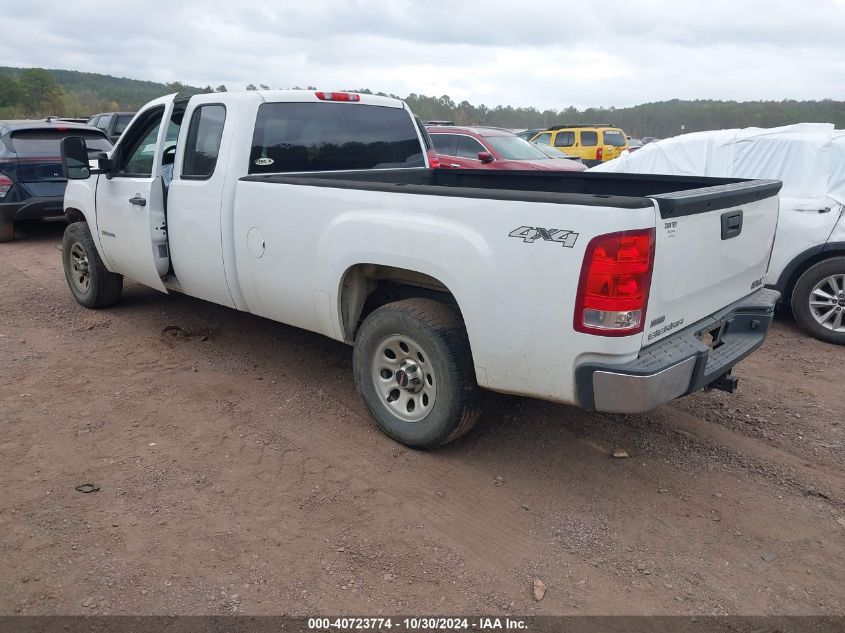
left=575, top=288, right=780, bottom=414
left=0, top=197, right=65, bottom=223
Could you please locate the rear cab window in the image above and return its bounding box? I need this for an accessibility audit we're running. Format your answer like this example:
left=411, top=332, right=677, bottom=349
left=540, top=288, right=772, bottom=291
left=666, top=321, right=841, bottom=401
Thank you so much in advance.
left=10, top=129, right=112, bottom=155
left=249, top=102, right=425, bottom=174
left=603, top=129, right=627, bottom=147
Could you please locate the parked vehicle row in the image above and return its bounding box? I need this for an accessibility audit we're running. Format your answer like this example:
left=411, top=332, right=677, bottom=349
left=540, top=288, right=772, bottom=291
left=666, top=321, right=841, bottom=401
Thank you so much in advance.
left=426, top=125, right=585, bottom=171
left=55, top=89, right=782, bottom=449
left=528, top=124, right=630, bottom=167
left=88, top=111, right=136, bottom=144
left=0, top=119, right=113, bottom=242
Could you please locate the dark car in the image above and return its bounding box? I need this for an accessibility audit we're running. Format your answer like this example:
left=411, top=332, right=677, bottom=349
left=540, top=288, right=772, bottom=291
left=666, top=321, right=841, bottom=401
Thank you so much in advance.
left=0, top=119, right=112, bottom=242
left=87, top=111, right=136, bottom=144
left=427, top=126, right=585, bottom=172
left=516, top=128, right=544, bottom=141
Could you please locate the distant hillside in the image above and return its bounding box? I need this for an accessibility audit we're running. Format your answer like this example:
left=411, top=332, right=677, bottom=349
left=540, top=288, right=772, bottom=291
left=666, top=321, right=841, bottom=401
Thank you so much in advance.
left=0, top=66, right=842, bottom=138
left=0, top=66, right=207, bottom=118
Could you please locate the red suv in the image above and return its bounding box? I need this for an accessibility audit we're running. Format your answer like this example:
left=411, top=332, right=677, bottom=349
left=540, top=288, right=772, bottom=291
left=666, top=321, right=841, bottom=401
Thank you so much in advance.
left=427, top=126, right=585, bottom=171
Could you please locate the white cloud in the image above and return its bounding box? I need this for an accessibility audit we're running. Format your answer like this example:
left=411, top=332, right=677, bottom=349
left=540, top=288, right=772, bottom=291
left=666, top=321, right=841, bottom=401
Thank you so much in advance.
left=1, top=0, right=842, bottom=109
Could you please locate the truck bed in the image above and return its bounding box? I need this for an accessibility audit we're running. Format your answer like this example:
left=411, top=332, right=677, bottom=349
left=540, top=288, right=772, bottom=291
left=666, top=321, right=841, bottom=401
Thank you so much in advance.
left=241, top=168, right=782, bottom=217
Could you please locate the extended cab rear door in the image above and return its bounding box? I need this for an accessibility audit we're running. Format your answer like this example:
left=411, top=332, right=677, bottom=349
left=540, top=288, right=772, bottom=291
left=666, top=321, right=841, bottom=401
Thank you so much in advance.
left=95, top=95, right=178, bottom=291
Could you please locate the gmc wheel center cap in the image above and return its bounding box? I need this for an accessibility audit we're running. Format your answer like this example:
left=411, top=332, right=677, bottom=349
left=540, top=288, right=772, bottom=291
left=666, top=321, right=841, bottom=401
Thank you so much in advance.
left=395, top=361, right=422, bottom=392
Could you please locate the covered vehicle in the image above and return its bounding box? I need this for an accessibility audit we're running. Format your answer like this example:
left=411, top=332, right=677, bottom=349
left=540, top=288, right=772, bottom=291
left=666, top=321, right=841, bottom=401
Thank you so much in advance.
left=0, top=119, right=112, bottom=241
left=593, top=123, right=845, bottom=344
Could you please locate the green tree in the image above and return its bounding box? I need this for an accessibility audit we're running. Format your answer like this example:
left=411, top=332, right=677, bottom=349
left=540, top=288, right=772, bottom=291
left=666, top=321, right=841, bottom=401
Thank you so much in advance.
left=215, top=84, right=227, bottom=92
left=18, top=68, right=64, bottom=115
left=0, top=74, right=22, bottom=108
left=246, top=84, right=257, bottom=91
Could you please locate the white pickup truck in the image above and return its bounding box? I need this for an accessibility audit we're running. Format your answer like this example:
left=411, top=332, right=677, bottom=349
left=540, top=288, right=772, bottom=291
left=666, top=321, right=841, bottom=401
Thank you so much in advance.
left=59, top=90, right=782, bottom=448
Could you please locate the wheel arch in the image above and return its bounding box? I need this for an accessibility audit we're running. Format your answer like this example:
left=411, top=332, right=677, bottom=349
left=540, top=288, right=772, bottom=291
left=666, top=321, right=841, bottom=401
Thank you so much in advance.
left=338, top=263, right=464, bottom=342
left=772, top=241, right=845, bottom=306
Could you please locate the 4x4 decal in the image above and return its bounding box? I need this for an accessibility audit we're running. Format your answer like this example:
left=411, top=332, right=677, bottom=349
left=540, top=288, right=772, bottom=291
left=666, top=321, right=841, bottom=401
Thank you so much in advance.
left=509, top=226, right=579, bottom=247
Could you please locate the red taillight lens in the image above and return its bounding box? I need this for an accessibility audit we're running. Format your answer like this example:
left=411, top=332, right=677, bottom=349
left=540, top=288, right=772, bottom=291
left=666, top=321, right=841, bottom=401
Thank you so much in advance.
left=596, top=147, right=603, bottom=161
left=0, top=174, right=12, bottom=199
left=574, top=228, right=655, bottom=336
left=426, top=148, right=440, bottom=169
left=315, top=91, right=360, bottom=102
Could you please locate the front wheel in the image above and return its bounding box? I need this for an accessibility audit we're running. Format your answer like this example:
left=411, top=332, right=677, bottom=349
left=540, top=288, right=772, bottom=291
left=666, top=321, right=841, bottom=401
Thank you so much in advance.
left=791, top=257, right=845, bottom=345
left=62, top=222, right=124, bottom=309
left=352, top=298, right=481, bottom=449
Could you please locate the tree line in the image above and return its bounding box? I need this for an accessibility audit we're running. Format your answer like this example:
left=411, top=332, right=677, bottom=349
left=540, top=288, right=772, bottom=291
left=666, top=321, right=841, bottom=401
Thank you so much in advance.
left=1, top=67, right=842, bottom=138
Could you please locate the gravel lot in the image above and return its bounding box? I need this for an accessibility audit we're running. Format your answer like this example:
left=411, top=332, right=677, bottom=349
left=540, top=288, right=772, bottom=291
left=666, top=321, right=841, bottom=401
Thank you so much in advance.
left=1, top=220, right=843, bottom=616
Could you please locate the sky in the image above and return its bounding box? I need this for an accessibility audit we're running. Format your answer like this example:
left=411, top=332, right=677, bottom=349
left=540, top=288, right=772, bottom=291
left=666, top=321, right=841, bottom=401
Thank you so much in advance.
left=3, top=0, right=845, bottom=110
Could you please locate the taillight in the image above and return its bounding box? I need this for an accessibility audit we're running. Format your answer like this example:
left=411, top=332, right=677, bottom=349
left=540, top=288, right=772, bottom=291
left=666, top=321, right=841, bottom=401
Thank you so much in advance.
left=596, top=147, right=603, bottom=161
left=426, top=148, right=440, bottom=169
left=574, top=228, right=655, bottom=336
left=0, top=174, right=12, bottom=199
left=315, top=91, right=360, bottom=102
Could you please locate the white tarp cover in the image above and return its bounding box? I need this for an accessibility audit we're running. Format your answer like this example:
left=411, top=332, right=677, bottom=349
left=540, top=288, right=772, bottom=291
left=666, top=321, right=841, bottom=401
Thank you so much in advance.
left=592, top=123, right=845, bottom=286
left=592, top=123, right=844, bottom=208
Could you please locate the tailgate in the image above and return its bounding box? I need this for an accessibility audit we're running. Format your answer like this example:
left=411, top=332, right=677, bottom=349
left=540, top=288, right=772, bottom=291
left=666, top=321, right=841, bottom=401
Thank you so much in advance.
left=644, top=180, right=781, bottom=345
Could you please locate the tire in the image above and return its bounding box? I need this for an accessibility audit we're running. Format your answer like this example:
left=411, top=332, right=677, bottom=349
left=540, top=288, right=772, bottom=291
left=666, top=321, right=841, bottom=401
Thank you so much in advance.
left=62, top=222, right=123, bottom=309
left=352, top=298, right=482, bottom=449
left=790, top=256, right=845, bottom=345
left=0, top=220, right=13, bottom=243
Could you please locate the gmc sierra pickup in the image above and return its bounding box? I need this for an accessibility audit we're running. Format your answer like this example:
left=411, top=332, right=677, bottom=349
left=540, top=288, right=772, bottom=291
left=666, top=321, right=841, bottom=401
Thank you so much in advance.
left=59, top=90, right=781, bottom=448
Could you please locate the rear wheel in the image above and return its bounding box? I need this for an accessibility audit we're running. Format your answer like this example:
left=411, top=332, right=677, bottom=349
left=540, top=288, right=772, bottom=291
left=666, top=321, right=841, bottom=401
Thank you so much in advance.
left=0, top=219, right=13, bottom=243
left=62, top=222, right=123, bottom=309
left=791, top=257, right=845, bottom=345
left=352, top=298, right=481, bottom=449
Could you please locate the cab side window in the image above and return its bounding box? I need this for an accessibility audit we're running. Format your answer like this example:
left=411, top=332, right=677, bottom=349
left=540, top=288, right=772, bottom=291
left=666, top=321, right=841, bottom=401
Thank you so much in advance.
left=580, top=131, right=598, bottom=147
left=182, top=105, right=226, bottom=179
left=554, top=131, right=575, bottom=147
left=115, top=108, right=164, bottom=177
left=431, top=134, right=457, bottom=156
left=455, top=135, right=486, bottom=159
left=532, top=132, right=551, bottom=145
left=96, top=115, right=112, bottom=133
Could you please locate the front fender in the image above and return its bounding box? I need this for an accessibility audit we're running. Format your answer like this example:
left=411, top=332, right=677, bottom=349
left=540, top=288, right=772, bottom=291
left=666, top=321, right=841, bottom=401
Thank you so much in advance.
left=64, top=177, right=115, bottom=272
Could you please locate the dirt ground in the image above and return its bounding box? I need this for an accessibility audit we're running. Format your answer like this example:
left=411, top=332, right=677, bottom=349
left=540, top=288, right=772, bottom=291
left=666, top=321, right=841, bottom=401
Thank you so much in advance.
left=1, top=220, right=843, bottom=617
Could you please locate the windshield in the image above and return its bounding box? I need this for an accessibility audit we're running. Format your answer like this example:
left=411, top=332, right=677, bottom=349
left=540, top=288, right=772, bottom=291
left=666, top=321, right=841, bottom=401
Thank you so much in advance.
left=533, top=143, right=571, bottom=158
left=484, top=135, right=550, bottom=160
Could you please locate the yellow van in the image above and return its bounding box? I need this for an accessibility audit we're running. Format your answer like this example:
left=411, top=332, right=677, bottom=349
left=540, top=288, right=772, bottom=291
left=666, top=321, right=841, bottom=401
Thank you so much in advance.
left=529, top=124, right=628, bottom=166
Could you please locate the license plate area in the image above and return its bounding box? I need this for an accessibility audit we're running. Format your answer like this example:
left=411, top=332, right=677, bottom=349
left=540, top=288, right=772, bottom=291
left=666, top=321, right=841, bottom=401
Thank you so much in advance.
left=698, top=320, right=726, bottom=351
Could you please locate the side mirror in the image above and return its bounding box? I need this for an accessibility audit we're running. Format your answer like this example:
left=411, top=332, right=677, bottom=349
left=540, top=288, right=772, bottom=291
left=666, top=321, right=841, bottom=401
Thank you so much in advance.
left=60, top=137, right=91, bottom=180
left=477, top=151, right=494, bottom=164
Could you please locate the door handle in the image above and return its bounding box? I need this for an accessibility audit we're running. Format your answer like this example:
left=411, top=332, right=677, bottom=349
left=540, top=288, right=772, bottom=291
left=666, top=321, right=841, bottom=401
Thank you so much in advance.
left=721, top=210, right=743, bottom=240
left=129, top=195, right=147, bottom=207
left=449, top=163, right=461, bottom=168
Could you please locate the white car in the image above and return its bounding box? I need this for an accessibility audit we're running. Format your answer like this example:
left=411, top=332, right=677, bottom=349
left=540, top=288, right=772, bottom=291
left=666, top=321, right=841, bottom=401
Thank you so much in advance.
left=59, top=90, right=780, bottom=448
left=594, top=123, right=845, bottom=345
